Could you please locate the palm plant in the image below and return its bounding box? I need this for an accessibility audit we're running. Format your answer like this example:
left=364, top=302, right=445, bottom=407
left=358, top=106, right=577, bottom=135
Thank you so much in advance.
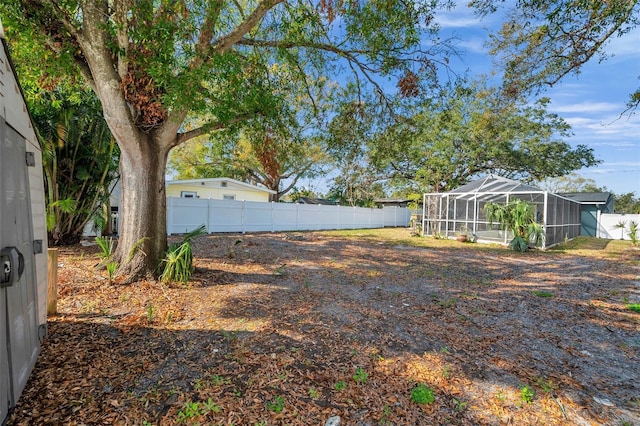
left=485, top=199, right=544, bottom=252
left=614, top=220, right=627, bottom=240
left=31, top=86, right=119, bottom=245
left=160, top=225, right=207, bottom=284
left=628, top=221, right=639, bottom=245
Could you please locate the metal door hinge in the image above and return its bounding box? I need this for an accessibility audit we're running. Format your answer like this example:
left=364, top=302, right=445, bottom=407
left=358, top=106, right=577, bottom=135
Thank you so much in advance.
left=26, top=151, right=35, bottom=167
left=33, top=240, right=43, bottom=254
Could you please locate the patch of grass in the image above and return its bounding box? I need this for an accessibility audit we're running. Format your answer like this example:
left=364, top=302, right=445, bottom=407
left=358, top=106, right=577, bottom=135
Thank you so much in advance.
left=533, top=377, right=557, bottom=393
left=521, top=386, right=535, bottom=404
left=438, top=297, right=458, bottom=308
left=410, top=383, right=435, bottom=405
left=308, top=387, right=320, bottom=399
left=379, top=404, right=392, bottom=425
left=266, top=395, right=285, bottom=413
left=353, top=367, right=368, bottom=384
left=176, top=401, right=200, bottom=423
left=160, top=225, right=206, bottom=284
left=452, top=397, right=467, bottom=412
left=533, top=290, right=554, bottom=298
left=334, top=381, right=347, bottom=391
left=551, top=236, right=632, bottom=260
left=201, top=397, right=221, bottom=414
left=442, top=365, right=452, bottom=379
left=627, top=304, right=640, bottom=313
left=209, top=375, right=227, bottom=386
left=145, top=303, right=155, bottom=323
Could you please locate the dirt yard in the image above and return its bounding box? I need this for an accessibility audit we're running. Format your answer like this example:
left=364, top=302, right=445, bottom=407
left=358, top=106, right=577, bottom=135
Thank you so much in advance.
left=8, top=229, right=640, bottom=425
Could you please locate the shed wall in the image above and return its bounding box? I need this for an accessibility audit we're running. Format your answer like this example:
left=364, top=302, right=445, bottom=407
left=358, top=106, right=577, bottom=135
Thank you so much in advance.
left=1, top=31, right=48, bottom=424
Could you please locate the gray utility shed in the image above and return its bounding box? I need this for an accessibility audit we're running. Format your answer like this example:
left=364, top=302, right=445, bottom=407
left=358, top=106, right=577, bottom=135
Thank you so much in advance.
left=422, top=175, right=582, bottom=248
left=1, top=20, right=49, bottom=423
left=559, top=192, right=614, bottom=237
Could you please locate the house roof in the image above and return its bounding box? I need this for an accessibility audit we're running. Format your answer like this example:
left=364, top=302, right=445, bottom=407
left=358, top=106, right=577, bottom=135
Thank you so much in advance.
left=374, top=198, right=409, bottom=203
left=295, top=196, right=337, bottom=205
left=559, top=192, right=613, bottom=204
left=166, top=178, right=276, bottom=194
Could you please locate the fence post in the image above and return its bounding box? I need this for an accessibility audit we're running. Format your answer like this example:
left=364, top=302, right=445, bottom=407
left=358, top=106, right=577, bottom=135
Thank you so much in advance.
left=166, top=197, right=174, bottom=235
left=207, top=198, right=214, bottom=233
left=241, top=200, right=245, bottom=233
left=47, top=248, right=58, bottom=316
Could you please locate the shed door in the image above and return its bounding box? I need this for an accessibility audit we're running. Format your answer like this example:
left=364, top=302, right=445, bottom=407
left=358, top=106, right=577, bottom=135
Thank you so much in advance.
left=581, top=207, right=597, bottom=237
left=0, top=118, right=40, bottom=416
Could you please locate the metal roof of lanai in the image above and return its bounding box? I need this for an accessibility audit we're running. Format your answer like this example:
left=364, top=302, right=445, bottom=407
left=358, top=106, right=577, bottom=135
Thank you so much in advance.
left=450, top=175, right=543, bottom=195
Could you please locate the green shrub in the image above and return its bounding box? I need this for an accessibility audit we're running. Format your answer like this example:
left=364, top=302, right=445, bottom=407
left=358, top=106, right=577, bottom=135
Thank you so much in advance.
left=352, top=367, right=368, bottom=384
left=627, top=304, right=640, bottom=313
left=521, top=386, right=535, bottom=404
left=334, top=381, right=347, bottom=391
left=266, top=395, right=285, bottom=413
left=411, top=383, right=435, bottom=405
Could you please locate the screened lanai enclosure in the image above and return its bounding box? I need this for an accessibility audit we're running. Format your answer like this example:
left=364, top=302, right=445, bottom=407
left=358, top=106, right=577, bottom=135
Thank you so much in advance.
left=421, top=175, right=581, bottom=249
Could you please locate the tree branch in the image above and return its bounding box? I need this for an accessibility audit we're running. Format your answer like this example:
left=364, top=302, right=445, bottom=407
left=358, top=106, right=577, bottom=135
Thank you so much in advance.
left=112, top=0, right=130, bottom=81
left=176, top=113, right=256, bottom=146
left=212, top=0, right=285, bottom=54
left=188, top=2, right=224, bottom=70
left=238, top=37, right=390, bottom=106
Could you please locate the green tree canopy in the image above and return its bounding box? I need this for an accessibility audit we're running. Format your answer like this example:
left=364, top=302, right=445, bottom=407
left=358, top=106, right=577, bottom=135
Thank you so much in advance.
left=168, top=62, right=332, bottom=201
left=369, top=82, right=600, bottom=192
left=471, top=0, right=640, bottom=109
left=2, top=0, right=455, bottom=280
left=323, top=95, right=388, bottom=206
left=169, top=126, right=329, bottom=201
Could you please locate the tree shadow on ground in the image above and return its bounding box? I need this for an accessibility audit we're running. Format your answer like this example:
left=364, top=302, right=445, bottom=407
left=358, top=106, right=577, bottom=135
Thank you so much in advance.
left=9, top=233, right=640, bottom=425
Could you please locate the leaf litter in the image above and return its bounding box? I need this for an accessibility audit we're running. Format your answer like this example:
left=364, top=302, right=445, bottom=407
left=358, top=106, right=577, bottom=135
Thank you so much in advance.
left=8, top=230, right=640, bottom=425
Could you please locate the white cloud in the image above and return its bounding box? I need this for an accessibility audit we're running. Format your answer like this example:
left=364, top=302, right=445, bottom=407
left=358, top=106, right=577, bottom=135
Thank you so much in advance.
left=587, top=141, right=637, bottom=148
left=551, top=102, right=621, bottom=114
left=435, top=3, right=484, bottom=29
left=457, top=37, right=487, bottom=54
left=604, top=26, right=640, bottom=57
left=437, top=14, right=481, bottom=28
left=601, top=161, right=640, bottom=167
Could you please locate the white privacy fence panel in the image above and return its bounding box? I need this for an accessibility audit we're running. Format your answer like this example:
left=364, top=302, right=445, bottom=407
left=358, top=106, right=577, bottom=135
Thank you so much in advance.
left=167, top=197, right=411, bottom=235
left=598, top=213, right=640, bottom=240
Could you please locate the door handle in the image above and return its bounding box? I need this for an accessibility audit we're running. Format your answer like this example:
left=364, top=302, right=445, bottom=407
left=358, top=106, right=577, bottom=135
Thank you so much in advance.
left=1, top=247, right=25, bottom=287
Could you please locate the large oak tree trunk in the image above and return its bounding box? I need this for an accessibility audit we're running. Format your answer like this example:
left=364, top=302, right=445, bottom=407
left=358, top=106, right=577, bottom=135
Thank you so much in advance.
left=113, top=132, right=171, bottom=281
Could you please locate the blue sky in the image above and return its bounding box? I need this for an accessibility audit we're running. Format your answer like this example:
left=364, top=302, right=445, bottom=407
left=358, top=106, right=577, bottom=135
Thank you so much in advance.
left=436, top=3, right=640, bottom=196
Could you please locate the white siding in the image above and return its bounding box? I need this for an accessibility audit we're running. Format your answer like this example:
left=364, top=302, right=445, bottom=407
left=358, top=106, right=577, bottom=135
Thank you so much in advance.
left=166, top=182, right=271, bottom=202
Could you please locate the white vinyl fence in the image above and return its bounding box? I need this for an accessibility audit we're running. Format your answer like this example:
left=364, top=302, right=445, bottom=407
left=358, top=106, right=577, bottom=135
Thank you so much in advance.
left=598, top=213, right=640, bottom=240
left=166, top=197, right=411, bottom=235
